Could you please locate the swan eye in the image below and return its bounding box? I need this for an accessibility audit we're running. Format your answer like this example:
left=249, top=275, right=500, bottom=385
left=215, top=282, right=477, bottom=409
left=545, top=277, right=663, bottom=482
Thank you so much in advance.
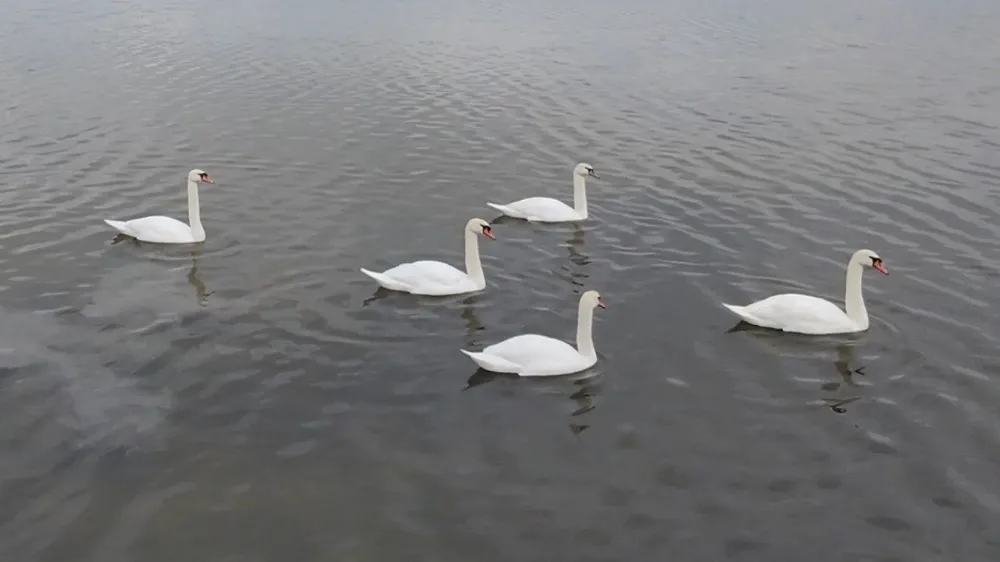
left=482, top=226, right=491, bottom=235
left=871, top=257, right=881, bottom=265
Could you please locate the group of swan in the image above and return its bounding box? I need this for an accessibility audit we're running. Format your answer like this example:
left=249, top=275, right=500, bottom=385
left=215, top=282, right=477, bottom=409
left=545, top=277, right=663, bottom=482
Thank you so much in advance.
left=101, top=164, right=889, bottom=377
left=358, top=163, right=602, bottom=296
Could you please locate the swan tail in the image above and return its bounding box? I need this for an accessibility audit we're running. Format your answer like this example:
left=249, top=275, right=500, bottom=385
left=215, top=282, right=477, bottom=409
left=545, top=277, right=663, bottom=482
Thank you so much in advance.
left=460, top=349, right=522, bottom=374
left=104, top=219, right=132, bottom=235
left=722, top=303, right=746, bottom=316
left=722, top=303, right=757, bottom=322
left=486, top=202, right=525, bottom=219
left=722, top=302, right=778, bottom=329
left=359, top=268, right=410, bottom=292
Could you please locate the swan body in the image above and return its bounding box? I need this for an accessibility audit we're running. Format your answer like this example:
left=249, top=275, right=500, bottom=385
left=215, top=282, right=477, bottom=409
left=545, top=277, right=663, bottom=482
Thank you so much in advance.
left=486, top=162, right=599, bottom=222
left=461, top=290, right=605, bottom=376
left=360, top=218, right=495, bottom=296
left=722, top=249, right=889, bottom=335
left=104, top=169, right=214, bottom=243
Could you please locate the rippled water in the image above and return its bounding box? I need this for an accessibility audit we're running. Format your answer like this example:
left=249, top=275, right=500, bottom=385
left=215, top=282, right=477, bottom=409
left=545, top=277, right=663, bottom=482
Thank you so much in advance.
left=2, top=0, right=1000, bottom=559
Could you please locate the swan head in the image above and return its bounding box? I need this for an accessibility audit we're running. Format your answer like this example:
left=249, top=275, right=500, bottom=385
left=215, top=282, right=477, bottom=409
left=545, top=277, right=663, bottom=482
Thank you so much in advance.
left=581, top=290, right=606, bottom=309
left=574, top=163, right=600, bottom=179
left=188, top=169, right=214, bottom=184
left=853, top=249, right=888, bottom=275
left=466, top=218, right=495, bottom=240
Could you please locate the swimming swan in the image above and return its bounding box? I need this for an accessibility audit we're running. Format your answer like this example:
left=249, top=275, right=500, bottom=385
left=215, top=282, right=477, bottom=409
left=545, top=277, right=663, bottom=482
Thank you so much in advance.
left=104, top=169, right=214, bottom=244
left=722, top=249, right=889, bottom=335
left=360, top=218, right=496, bottom=296
left=461, top=290, right=605, bottom=376
left=486, top=162, right=600, bottom=222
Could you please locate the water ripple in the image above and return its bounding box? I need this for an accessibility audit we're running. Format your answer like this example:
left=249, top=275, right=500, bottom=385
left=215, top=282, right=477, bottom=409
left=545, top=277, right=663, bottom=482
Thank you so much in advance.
left=2, top=0, right=1000, bottom=559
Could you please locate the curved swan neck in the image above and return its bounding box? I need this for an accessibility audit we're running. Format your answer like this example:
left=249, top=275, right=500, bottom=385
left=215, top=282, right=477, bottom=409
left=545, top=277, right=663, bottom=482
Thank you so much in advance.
left=844, top=259, right=868, bottom=330
left=187, top=179, right=205, bottom=240
left=575, top=299, right=596, bottom=359
left=464, top=229, right=485, bottom=288
left=572, top=174, right=588, bottom=219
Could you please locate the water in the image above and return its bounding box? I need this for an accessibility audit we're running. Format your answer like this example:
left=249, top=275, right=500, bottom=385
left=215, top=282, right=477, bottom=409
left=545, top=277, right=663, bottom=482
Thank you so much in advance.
left=2, top=0, right=1000, bottom=559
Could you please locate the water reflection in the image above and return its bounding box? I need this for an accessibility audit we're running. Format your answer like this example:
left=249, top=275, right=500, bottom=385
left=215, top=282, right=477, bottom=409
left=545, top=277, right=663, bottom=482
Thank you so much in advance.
left=565, top=224, right=589, bottom=267
left=459, top=296, right=484, bottom=341
left=728, top=323, right=872, bottom=414
left=362, top=286, right=393, bottom=307
left=0, top=309, right=171, bottom=454
left=0, top=308, right=171, bottom=560
left=186, top=251, right=212, bottom=307
left=568, top=374, right=600, bottom=416
left=726, top=319, right=866, bottom=359
left=463, top=368, right=602, bottom=434
left=110, top=232, right=133, bottom=246
left=829, top=344, right=867, bottom=390
left=561, top=224, right=590, bottom=289
left=568, top=374, right=601, bottom=435
left=82, top=251, right=214, bottom=329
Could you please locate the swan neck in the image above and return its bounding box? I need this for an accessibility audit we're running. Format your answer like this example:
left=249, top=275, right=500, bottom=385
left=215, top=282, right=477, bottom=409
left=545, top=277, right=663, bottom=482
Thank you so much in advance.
left=576, top=299, right=596, bottom=359
left=464, top=229, right=485, bottom=288
left=572, top=174, right=588, bottom=218
left=187, top=180, right=204, bottom=240
left=844, top=259, right=868, bottom=329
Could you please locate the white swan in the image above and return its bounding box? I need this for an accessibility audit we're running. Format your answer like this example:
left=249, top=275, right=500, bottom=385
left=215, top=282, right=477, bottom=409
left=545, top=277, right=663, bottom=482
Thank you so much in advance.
left=486, top=162, right=600, bottom=222
left=360, top=218, right=496, bottom=296
left=104, top=169, right=214, bottom=244
left=722, top=249, right=889, bottom=335
left=461, top=290, right=605, bottom=377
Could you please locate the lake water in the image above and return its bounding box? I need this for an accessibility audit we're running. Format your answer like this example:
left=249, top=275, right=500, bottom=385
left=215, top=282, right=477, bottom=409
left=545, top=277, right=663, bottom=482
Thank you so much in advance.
left=2, top=0, right=1000, bottom=559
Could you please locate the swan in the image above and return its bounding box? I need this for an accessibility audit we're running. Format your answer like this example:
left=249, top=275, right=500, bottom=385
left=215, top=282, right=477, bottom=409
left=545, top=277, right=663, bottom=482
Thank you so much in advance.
left=486, top=162, right=600, bottom=222
left=360, top=218, right=496, bottom=296
left=461, top=290, right=605, bottom=377
left=722, top=249, right=889, bottom=335
left=104, top=169, right=214, bottom=244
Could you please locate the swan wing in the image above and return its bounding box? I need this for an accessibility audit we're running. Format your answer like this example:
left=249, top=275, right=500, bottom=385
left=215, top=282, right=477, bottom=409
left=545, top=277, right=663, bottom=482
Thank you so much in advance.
left=494, top=197, right=580, bottom=222
left=119, top=216, right=195, bottom=243
left=483, top=334, right=583, bottom=367
left=740, top=293, right=856, bottom=334
left=378, top=260, right=473, bottom=294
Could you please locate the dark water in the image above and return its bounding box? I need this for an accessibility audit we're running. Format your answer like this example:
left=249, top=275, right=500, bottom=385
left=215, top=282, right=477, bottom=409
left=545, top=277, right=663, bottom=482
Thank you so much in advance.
left=2, top=0, right=1000, bottom=559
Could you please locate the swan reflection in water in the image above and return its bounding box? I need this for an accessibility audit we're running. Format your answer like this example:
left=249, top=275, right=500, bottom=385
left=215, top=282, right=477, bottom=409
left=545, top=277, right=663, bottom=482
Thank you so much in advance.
left=463, top=368, right=602, bottom=435
left=565, top=223, right=589, bottom=267
left=561, top=224, right=591, bottom=290
left=459, top=295, right=485, bottom=340
left=822, top=344, right=866, bottom=414
left=727, top=322, right=872, bottom=414
left=83, top=250, right=214, bottom=330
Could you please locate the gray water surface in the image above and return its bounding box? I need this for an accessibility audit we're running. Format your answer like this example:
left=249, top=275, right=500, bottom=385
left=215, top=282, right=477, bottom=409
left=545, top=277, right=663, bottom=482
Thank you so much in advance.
left=2, top=0, right=1000, bottom=560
